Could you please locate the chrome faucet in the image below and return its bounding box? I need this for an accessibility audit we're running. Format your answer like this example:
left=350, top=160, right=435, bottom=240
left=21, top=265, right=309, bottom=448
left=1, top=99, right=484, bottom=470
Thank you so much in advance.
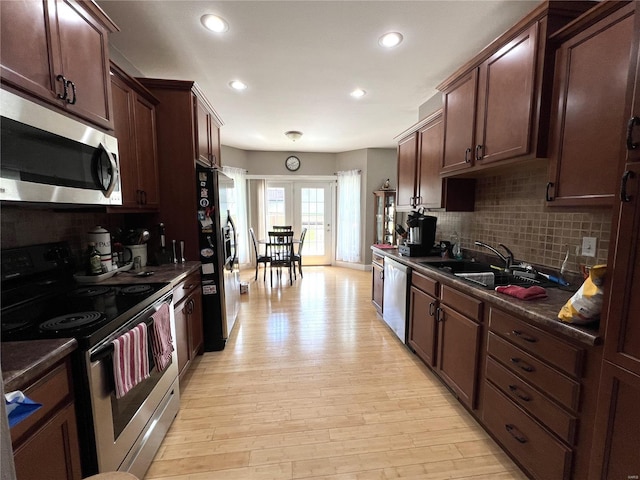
left=474, top=241, right=514, bottom=272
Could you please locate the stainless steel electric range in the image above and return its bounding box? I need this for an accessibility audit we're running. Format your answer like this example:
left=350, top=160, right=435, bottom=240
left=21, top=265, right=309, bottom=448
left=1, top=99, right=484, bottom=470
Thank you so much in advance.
left=1, top=242, right=180, bottom=478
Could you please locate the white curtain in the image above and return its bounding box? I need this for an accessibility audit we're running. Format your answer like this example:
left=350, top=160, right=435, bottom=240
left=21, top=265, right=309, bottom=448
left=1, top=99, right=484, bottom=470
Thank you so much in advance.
left=222, top=166, right=249, bottom=264
left=336, top=169, right=361, bottom=263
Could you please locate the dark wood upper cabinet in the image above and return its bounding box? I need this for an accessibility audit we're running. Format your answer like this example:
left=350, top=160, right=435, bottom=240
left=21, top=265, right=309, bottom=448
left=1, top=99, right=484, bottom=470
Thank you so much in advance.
left=0, top=0, right=118, bottom=130
left=547, top=3, right=635, bottom=207
left=396, top=111, right=475, bottom=212
left=110, top=63, right=160, bottom=211
left=196, top=95, right=221, bottom=168
left=437, top=1, right=594, bottom=176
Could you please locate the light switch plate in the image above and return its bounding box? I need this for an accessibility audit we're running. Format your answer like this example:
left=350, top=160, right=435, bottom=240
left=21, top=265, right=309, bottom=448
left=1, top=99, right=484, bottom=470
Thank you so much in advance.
left=582, top=237, right=597, bottom=257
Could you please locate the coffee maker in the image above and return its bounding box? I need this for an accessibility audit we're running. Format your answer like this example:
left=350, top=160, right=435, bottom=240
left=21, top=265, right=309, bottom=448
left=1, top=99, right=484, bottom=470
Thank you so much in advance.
left=398, top=211, right=438, bottom=257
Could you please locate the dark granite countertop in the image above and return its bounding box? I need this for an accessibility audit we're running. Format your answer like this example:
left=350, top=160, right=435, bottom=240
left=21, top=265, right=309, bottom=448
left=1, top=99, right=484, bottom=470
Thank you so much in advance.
left=372, top=247, right=601, bottom=346
left=2, top=339, right=77, bottom=392
left=95, top=261, right=201, bottom=287
left=2, top=262, right=201, bottom=391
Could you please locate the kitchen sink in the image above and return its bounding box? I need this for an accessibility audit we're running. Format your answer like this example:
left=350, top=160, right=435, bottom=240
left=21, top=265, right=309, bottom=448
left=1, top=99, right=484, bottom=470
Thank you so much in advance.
left=420, top=259, right=553, bottom=289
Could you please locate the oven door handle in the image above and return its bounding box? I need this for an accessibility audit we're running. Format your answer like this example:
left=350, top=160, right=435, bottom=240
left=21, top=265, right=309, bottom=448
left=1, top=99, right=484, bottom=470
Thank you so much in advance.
left=89, top=293, right=173, bottom=363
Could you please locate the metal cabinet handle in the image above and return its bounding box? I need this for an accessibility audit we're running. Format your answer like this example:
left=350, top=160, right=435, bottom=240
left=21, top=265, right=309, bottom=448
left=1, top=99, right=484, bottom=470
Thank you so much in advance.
left=428, top=301, right=435, bottom=317
left=621, top=170, right=635, bottom=203
left=627, top=116, right=640, bottom=150
left=464, top=147, right=472, bottom=163
left=475, top=144, right=483, bottom=161
left=545, top=182, right=554, bottom=202
left=508, top=384, right=532, bottom=402
left=512, top=330, right=537, bottom=343
left=380, top=270, right=384, bottom=280
left=136, top=189, right=142, bottom=204
left=67, top=80, right=77, bottom=105
left=436, top=307, right=444, bottom=322
left=56, top=74, right=68, bottom=101
left=505, top=424, right=527, bottom=443
left=510, top=357, right=534, bottom=373
left=141, top=190, right=147, bottom=205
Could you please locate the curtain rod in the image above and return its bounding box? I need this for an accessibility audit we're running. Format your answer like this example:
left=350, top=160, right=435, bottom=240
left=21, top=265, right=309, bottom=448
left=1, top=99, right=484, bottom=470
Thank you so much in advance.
left=333, top=169, right=362, bottom=175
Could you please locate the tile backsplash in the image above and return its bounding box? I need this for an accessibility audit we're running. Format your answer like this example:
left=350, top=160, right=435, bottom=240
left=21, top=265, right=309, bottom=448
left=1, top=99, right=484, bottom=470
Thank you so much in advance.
left=420, top=163, right=612, bottom=274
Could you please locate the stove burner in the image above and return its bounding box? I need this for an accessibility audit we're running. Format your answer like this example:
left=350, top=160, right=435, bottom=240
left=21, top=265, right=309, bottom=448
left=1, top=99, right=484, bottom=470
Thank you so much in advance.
left=1, top=320, right=31, bottom=334
left=120, top=285, right=153, bottom=296
left=40, top=311, right=106, bottom=332
left=70, top=286, right=113, bottom=298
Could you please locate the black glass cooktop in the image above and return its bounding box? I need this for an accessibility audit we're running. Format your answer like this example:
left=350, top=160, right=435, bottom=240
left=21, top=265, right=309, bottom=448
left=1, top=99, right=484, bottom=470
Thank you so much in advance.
left=1, top=282, right=170, bottom=349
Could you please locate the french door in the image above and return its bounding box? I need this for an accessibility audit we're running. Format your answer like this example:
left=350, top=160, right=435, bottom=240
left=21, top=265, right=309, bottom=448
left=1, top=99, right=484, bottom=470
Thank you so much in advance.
left=265, top=181, right=333, bottom=265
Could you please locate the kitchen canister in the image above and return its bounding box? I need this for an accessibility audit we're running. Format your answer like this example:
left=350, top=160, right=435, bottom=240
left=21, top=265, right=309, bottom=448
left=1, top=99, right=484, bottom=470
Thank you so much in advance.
left=123, top=244, right=148, bottom=267
left=88, top=226, right=113, bottom=272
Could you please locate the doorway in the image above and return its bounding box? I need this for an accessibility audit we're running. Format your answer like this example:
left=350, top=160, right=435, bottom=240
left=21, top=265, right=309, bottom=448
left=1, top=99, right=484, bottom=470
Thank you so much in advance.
left=265, top=181, right=333, bottom=265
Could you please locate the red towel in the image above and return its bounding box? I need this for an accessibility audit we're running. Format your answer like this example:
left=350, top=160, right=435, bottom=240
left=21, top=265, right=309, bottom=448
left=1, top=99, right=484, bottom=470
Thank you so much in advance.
left=150, top=303, right=174, bottom=372
left=112, top=322, right=150, bottom=399
left=495, top=285, right=547, bottom=300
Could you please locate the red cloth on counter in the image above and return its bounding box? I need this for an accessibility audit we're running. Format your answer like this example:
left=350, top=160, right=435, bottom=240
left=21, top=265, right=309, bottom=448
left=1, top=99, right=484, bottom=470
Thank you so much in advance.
left=150, top=303, right=174, bottom=372
left=495, top=285, right=548, bottom=300
left=112, top=322, right=150, bottom=399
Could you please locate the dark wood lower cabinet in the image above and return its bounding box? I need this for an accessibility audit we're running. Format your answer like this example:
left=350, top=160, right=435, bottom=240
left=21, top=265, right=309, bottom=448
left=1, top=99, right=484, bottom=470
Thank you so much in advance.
left=589, top=361, right=640, bottom=479
left=174, top=273, right=204, bottom=379
left=483, top=382, right=573, bottom=480
left=371, top=254, right=384, bottom=316
left=408, top=286, right=438, bottom=367
left=11, top=359, right=81, bottom=480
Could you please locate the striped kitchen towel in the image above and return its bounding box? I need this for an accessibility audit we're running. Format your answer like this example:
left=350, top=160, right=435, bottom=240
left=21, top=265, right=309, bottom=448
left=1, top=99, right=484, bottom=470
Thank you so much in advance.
left=150, top=303, right=174, bottom=372
left=112, top=322, right=150, bottom=399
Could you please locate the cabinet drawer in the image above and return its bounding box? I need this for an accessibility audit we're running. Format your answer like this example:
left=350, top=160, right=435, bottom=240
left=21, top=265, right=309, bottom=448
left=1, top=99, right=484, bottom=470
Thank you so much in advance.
left=10, top=361, right=72, bottom=445
left=173, top=271, right=201, bottom=307
left=412, top=271, right=438, bottom=297
left=487, top=333, right=580, bottom=411
left=440, top=284, right=482, bottom=320
left=483, top=382, right=572, bottom=480
left=489, top=308, right=583, bottom=377
left=486, top=357, right=577, bottom=444
left=372, top=252, right=385, bottom=267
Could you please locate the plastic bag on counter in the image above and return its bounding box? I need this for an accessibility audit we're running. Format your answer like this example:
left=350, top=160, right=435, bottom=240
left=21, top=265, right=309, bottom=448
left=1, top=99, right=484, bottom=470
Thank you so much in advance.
left=5, top=390, right=42, bottom=427
left=558, top=265, right=606, bottom=325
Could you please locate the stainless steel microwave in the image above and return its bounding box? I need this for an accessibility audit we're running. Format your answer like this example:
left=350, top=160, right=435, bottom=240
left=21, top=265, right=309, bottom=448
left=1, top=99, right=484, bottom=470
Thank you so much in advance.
left=0, top=89, right=122, bottom=206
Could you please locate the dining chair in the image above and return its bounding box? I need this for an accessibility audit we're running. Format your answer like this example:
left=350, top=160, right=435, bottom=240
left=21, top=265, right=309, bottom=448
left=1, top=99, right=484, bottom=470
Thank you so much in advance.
left=293, top=227, right=307, bottom=279
left=272, top=225, right=292, bottom=231
left=249, top=228, right=270, bottom=281
left=266, top=231, right=295, bottom=286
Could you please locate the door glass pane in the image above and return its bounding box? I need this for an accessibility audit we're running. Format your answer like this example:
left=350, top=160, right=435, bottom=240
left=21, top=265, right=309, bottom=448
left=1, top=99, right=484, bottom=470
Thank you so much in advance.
left=266, top=187, right=286, bottom=228
left=300, top=187, right=324, bottom=255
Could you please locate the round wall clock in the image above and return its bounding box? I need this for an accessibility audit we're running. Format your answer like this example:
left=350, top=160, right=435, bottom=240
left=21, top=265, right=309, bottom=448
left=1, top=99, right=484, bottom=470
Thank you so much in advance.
left=285, top=155, right=301, bottom=172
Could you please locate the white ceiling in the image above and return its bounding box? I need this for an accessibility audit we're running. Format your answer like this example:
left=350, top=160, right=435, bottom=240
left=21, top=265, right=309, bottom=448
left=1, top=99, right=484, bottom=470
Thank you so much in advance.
left=98, top=1, right=539, bottom=153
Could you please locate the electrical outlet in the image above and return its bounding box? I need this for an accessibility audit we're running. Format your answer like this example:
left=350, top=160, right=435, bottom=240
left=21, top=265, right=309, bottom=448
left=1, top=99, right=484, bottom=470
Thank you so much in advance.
left=582, top=237, right=597, bottom=257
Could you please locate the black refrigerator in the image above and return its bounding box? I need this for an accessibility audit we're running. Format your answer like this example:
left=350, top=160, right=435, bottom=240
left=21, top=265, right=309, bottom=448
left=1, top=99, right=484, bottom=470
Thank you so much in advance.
left=196, top=165, right=239, bottom=351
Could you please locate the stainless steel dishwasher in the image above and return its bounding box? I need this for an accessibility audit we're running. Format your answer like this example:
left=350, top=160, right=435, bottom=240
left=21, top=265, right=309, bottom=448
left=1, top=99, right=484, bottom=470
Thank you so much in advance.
left=382, top=258, right=409, bottom=343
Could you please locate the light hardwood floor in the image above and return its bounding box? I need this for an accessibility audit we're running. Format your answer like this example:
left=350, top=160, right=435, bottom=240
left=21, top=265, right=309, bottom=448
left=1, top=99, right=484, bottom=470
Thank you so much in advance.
left=144, top=267, right=528, bottom=480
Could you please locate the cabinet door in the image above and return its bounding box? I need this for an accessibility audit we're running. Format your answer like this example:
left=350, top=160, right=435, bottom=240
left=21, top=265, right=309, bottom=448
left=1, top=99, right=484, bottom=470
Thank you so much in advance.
left=371, top=262, right=384, bottom=315
left=13, top=402, right=82, bottom=480
left=110, top=71, right=139, bottom=209
left=55, top=0, right=113, bottom=129
left=476, top=23, right=537, bottom=164
left=603, top=162, right=640, bottom=375
left=408, top=286, right=438, bottom=367
left=436, top=304, right=481, bottom=409
left=0, top=0, right=61, bottom=101
left=589, top=361, right=640, bottom=480
left=188, top=290, right=204, bottom=359
left=441, top=69, right=477, bottom=174
left=174, top=300, right=189, bottom=377
left=396, top=133, right=418, bottom=209
left=417, top=114, right=444, bottom=208
left=196, top=99, right=212, bottom=166
left=547, top=7, right=634, bottom=207
left=134, top=94, right=160, bottom=209
left=623, top=4, right=640, bottom=164
left=210, top=118, right=221, bottom=167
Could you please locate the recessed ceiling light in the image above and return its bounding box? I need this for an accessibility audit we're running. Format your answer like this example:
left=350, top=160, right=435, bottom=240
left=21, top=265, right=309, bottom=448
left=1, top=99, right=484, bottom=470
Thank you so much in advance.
left=201, top=14, right=229, bottom=33
left=378, top=32, right=403, bottom=48
left=229, top=80, right=247, bottom=91
left=350, top=88, right=366, bottom=98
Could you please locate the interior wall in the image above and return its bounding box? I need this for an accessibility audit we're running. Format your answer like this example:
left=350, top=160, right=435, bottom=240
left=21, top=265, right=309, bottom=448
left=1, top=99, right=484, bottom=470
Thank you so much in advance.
left=245, top=151, right=336, bottom=176
left=221, top=145, right=250, bottom=171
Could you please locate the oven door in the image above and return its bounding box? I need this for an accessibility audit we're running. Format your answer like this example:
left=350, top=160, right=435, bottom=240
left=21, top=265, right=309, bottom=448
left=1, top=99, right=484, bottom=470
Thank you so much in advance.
left=86, top=292, right=180, bottom=477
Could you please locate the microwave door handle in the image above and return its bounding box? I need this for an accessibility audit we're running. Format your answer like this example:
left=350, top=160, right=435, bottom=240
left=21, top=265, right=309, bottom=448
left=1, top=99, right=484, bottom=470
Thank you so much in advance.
left=100, top=142, right=119, bottom=198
